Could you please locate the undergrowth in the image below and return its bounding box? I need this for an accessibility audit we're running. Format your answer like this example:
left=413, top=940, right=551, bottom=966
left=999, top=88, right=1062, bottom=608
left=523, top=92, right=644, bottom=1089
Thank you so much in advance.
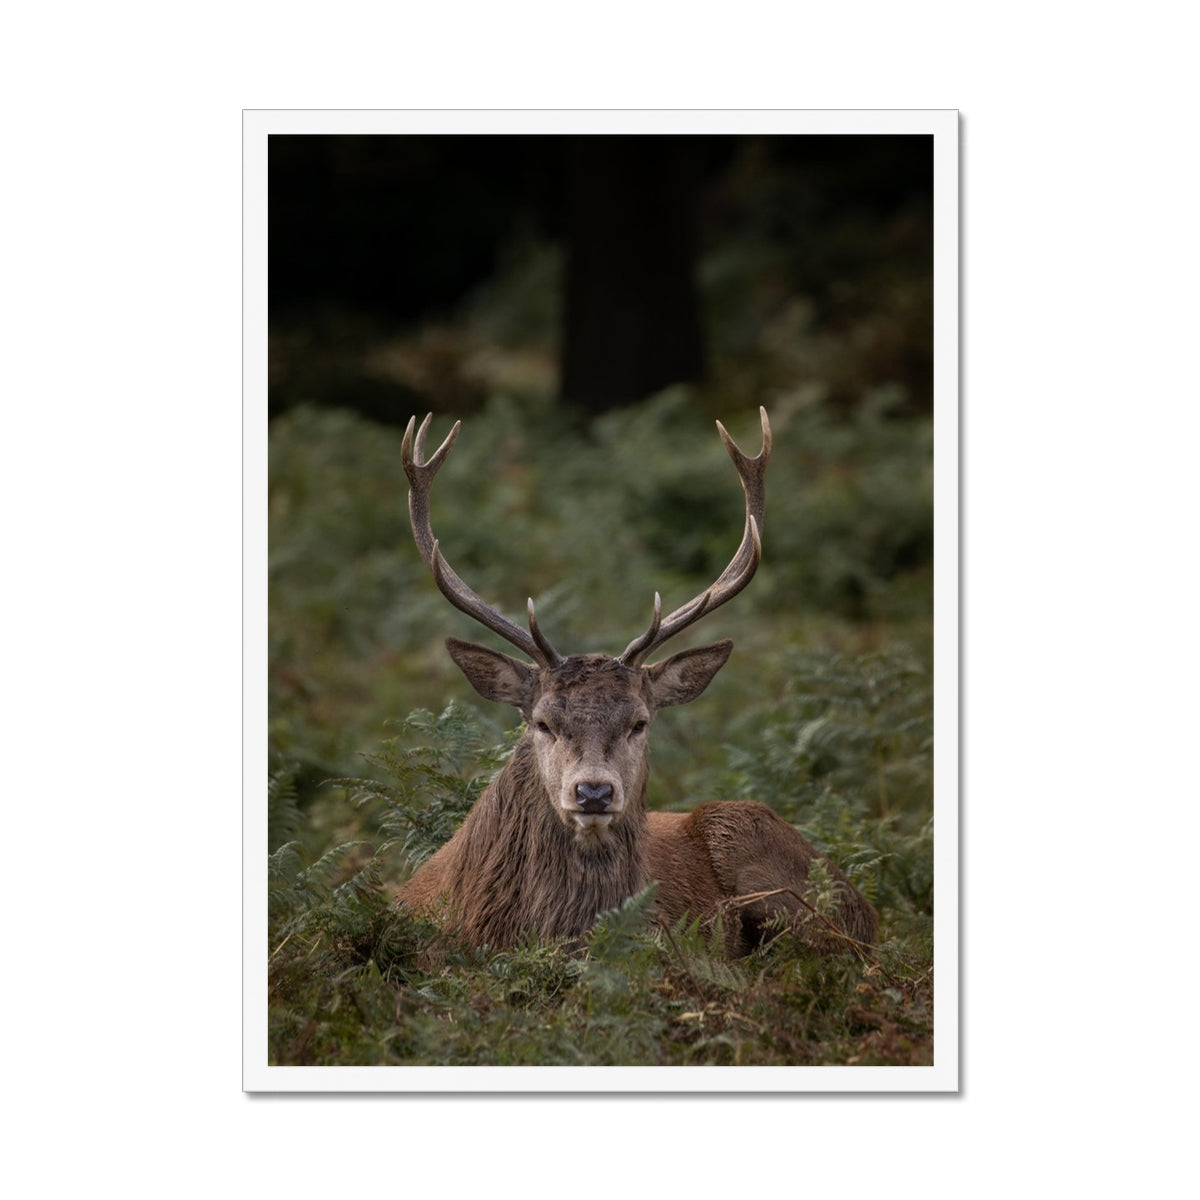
left=267, top=670, right=934, bottom=1068
left=268, top=390, right=933, bottom=787
left=266, top=381, right=936, bottom=1068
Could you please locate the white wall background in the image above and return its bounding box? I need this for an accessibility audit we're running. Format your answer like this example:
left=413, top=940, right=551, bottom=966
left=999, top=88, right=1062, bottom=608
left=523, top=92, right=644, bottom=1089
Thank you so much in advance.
left=4, top=4, right=1195, bottom=1196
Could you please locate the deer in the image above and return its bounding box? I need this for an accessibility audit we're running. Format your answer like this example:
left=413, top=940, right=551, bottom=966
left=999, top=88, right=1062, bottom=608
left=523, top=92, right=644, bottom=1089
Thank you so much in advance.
left=394, top=408, right=878, bottom=956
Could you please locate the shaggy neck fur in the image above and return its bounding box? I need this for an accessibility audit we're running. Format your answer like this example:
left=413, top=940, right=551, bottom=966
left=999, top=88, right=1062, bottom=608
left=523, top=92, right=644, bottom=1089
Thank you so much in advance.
left=440, top=737, right=649, bottom=948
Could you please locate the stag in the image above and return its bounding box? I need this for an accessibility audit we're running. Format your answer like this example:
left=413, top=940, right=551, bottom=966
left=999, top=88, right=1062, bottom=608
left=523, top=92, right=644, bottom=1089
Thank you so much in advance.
left=395, top=409, right=877, bottom=955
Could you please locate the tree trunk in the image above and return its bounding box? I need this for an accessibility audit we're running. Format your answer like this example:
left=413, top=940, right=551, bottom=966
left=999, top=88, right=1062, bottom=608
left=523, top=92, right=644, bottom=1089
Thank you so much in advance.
left=560, top=137, right=705, bottom=413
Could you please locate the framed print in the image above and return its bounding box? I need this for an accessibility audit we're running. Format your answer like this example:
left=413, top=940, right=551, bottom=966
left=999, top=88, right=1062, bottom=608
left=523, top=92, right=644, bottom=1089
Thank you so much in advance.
left=244, top=108, right=958, bottom=1092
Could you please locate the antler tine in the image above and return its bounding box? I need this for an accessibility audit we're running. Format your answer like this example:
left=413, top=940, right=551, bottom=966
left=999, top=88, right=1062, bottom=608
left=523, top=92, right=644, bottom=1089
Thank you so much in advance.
left=620, top=407, right=771, bottom=667
left=403, top=414, right=562, bottom=668
left=526, top=597, right=560, bottom=664
left=618, top=591, right=663, bottom=667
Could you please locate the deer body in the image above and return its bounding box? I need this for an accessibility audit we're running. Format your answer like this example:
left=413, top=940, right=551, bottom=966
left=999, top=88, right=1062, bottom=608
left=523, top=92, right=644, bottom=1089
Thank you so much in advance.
left=395, top=409, right=877, bottom=955
left=402, top=803, right=878, bottom=953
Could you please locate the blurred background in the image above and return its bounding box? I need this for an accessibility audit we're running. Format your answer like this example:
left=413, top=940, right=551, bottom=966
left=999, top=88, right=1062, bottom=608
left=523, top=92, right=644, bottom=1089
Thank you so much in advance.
left=268, top=133, right=934, bottom=824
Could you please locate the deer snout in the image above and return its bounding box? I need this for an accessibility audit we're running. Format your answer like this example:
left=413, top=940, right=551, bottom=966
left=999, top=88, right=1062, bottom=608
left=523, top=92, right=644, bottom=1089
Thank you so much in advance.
left=575, top=782, right=614, bottom=814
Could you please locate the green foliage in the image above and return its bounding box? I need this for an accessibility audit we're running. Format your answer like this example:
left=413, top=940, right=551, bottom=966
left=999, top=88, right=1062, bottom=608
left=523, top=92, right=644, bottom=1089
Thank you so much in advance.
left=266, top=666, right=934, bottom=1066
left=267, top=356, right=936, bottom=1068
left=716, top=650, right=934, bottom=927
left=268, top=387, right=933, bottom=783
left=267, top=764, right=303, bottom=852
left=337, top=701, right=514, bottom=870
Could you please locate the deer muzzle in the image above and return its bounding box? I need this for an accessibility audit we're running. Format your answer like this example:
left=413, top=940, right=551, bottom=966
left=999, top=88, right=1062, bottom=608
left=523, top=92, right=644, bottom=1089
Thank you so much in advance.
left=575, top=781, right=614, bottom=814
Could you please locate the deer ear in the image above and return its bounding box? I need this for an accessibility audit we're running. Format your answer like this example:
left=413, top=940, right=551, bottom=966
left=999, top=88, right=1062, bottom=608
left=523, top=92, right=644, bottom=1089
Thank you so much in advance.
left=446, top=637, right=538, bottom=712
left=645, top=640, right=733, bottom=708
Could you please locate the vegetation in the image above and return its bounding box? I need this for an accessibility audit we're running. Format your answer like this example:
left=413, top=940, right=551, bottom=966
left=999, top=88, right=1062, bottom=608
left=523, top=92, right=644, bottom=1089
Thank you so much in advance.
left=266, top=138, right=934, bottom=1067
left=267, top=390, right=934, bottom=1066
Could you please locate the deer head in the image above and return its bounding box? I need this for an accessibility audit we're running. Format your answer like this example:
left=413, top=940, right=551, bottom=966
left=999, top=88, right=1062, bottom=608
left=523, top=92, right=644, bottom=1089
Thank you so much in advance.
left=401, top=408, right=771, bottom=845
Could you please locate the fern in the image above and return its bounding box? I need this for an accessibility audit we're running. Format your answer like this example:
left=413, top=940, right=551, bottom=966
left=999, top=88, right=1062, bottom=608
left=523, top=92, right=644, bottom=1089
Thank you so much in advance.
left=267, top=765, right=303, bottom=852
left=267, top=656, right=935, bottom=1065
left=587, top=882, right=660, bottom=963
left=329, top=701, right=513, bottom=869
left=716, top=648, right=934, bottom=926
left=662, top=915, right=749, bottom=994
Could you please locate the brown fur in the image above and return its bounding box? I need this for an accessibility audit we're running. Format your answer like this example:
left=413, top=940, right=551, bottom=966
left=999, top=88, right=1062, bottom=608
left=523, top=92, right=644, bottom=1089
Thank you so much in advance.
left=649, top=804, right=877, bottom=954
left=398, top=737, right=649, bottom=947
left=396, top=649, right=878, bottom=954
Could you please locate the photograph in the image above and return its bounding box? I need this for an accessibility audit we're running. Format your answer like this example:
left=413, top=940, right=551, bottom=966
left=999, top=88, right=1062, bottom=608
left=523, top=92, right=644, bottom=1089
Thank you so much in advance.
left=9, top=3, right=1195, bottom=1188
left=246, top=110, right=958, bottom=1090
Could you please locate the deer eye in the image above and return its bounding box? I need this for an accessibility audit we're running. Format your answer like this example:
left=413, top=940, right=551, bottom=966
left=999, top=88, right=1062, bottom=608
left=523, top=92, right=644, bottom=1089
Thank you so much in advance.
left=534, top=720, right=555, bottom=738
left=629, top=720, right=648, bottom=737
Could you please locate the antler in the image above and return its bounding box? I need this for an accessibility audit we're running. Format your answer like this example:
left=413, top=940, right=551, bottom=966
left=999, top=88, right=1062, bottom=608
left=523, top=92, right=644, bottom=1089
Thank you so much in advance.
left=619, top=406, right=771, bottom=667
left=402, top=413, right=563, bottom=668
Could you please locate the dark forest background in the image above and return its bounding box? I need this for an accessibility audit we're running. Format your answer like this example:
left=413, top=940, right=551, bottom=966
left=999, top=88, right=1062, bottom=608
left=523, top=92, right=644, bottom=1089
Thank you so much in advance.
left=269, top=135, right=932, bottom=424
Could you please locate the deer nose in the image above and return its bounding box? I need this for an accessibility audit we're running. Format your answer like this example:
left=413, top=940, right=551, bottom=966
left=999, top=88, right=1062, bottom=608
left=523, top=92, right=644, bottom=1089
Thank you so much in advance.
left=575, top=782, right=614, bottom=813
